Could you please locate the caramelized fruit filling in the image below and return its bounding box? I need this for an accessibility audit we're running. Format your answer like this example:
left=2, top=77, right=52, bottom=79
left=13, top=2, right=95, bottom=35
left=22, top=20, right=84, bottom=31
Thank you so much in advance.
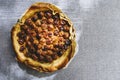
left=17, top=10, right=71, bottom=63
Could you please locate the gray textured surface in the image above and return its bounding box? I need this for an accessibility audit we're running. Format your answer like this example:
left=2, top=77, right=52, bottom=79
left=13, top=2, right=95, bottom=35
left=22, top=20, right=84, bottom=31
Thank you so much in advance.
left=0, top=0, right=120, bottom=80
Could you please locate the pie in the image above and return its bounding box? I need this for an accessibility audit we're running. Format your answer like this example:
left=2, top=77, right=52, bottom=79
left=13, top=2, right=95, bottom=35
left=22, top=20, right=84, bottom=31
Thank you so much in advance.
left=11, top=2, right=76, bottom=72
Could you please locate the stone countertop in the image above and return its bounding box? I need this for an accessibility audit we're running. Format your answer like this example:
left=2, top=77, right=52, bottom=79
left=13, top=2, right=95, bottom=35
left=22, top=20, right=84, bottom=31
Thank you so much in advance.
left=0, top=0, right=120, bottom=80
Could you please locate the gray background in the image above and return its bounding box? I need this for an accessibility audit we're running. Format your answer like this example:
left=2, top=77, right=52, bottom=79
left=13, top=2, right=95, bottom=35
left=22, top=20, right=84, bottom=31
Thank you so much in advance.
left=0, top=0, right=120, bottom=80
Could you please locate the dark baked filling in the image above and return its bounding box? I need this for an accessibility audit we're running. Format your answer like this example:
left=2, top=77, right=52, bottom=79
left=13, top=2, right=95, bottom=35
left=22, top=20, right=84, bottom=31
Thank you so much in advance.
left=17, top=10, right=71, bottom=63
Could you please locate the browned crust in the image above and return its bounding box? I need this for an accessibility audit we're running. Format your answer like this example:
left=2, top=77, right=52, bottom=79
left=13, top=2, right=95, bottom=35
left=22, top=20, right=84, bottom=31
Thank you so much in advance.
left=11, top=2, right=76, bottom=72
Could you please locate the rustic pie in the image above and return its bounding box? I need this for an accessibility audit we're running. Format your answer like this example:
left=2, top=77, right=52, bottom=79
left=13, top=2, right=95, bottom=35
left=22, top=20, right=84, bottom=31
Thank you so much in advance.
left=11, top=2, right=76, bottom=72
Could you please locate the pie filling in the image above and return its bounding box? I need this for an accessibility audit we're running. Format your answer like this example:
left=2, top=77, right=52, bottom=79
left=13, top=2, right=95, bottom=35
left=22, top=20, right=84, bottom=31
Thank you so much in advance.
left=17, top=10, right=71, bottom=63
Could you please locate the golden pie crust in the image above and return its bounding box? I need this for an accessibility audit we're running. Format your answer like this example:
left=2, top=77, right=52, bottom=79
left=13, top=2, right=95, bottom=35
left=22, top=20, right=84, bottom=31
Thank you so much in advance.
left=11, top=2, right=76, bottom=72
